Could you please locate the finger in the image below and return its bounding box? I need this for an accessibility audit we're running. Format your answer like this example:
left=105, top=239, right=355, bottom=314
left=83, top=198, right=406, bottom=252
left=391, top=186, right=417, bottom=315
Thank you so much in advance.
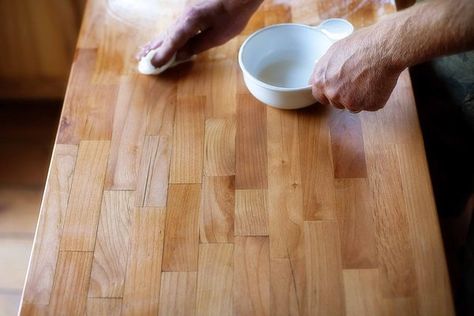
left=152, top=11, right=205, bottom=67
left=312, top=88, right=330, bottom=105
left=176, top=28, right=224, bottom=60
left=136, top=38, right=163, bottom=60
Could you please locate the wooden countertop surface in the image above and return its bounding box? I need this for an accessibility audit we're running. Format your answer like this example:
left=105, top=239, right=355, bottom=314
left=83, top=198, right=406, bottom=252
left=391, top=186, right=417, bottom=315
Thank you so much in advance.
left=20, top=0, right=454, bottom=315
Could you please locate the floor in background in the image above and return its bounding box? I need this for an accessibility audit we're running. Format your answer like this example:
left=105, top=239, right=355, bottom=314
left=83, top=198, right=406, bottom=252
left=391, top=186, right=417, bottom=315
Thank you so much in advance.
left=0, top=101, right=61, bottom=315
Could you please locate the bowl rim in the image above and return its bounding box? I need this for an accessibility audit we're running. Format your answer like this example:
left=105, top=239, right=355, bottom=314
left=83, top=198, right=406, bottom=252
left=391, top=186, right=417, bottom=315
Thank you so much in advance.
left=238, top=23, right=326, bottom=92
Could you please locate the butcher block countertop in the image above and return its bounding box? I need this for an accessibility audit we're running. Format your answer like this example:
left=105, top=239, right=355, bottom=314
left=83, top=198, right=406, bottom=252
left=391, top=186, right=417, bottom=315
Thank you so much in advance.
left=20, top=0, right=454, bottom=315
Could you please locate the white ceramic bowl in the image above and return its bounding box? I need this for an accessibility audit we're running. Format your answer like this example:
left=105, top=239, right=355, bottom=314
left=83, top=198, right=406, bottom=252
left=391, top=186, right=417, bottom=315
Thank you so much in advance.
left=238, top=18, right=354, bottom=109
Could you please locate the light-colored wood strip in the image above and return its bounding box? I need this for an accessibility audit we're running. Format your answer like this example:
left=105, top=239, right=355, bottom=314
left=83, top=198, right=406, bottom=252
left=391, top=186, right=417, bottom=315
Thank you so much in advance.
left=235, top=190, right=268, bottom=236
left=48, top=251, right=93, bottom=315
left=105, top=75, right=149, bottom=190
left=335, top=179, right=377, bottom=269
left=88, top=191, right=134, bottom=298
left=304, top=221, right=345, bottom=316
left=200, top=176, right=235, bottom=243
left=196, top=243, right=233, bottom=316
left=122, top=207, right=165, bottom=316
left=169, top=96, right=205, bottom=183
left=382, top=297, right=419, bottom=316
left=86, top=298, right=122, bottom=316
left=204, top=118, right=236, bottom=177
left=343, top=269, right=383, bottom=316
left=92, top=14, right=130, bottom=84
left=328, top=110, right=367, bottom=178
left=396, top=144, right=454, bottom=315
left=145, top=80, right=176, bottom=138
left=57, top=49, right=96, bottom=145
left=234, top=237, right=270, bottom=316
left=266, top=107, right=304, bottom=257
left=264, top=3, right=292, bottom=25
left=298, top=107, right=336, bottom=220
left=60, top=140, right=110, bottom=251
left=22, top=145, right=77, bottom=305
left=367, top=145, right=417, bottom=297
left=269, top=258, right=300, bottom=316
left=266, top=108, right=307, bottom=314
left=19, top=302, right=48, bottom=316
left=162, top=184, right=201, bottom=271
left=158, top=272, right=197, bottom=316
left=136, top=136, right=171, bottom=207
left=236, top=94, right=268, bottom=189
left=206, top=60, right=238, bottom=118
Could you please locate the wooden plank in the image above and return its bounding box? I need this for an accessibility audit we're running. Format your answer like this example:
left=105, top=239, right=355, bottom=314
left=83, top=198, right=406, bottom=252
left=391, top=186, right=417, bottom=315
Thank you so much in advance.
left=169, top=96, right=205, bottom=183
left=397, top=144, right=454, bottom=314
left=266, top=108, right=306, bottom=314
left=343, top=269, right=383, bottom=316
left=266, top=107, right=304, bottom=257
left=234, top=237, right=270, bottom=316
left=367, top=145, right=417, bottom=297
left=236, top=94, right=268, bottom=189
left=105, top=75, right=149, bottom=190
left=328, top=110, right=367, bottom=178
left=304, top=221, right=345, bottom=315
left=88, top=191, right=133, bottom=298
left=335, top=179, right=377, bottom=269
left=49, top=251, right=93, bottom=315
left=269, top=259, right=300, bottom=316
left=200, top=176, right=235, bottom=243
left=196, top=244, right=233, bottom=316
left=162, top=184, right=201, bottom=271
left=60, top=141, right=110, bottom=251
left=204, top=118, right=236, bottom=177
left=298, top=107, right=336, bottom=220
left=86, top=298, right=122, bottom=316
left=235, top=190, right=268, bottom=236
left=159, top=272, right=197, bottom=316
left=21, top=145, right=77, bottom=305
left=136, top=136, right=171, bottom=207
left=122, top=207, right=166, bottom=315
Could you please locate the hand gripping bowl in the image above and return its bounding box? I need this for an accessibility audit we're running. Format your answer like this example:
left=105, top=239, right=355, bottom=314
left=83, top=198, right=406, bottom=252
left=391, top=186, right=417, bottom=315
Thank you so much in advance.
left=238, top=18, right=354, bottom=110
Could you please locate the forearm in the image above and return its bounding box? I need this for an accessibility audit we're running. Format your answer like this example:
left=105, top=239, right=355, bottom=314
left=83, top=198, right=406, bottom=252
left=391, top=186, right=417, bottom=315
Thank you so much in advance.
left=377, top=0, right=474, bottom=69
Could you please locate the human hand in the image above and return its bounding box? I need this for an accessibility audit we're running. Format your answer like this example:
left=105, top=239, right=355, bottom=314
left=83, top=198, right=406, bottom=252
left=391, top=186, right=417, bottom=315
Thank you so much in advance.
left=310, top=24, right=404, bottom=112
left=136, top=0, right=262, bottom=67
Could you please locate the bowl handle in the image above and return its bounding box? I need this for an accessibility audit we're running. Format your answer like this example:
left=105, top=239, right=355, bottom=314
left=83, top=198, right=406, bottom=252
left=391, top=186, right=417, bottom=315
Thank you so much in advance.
left=314, top=18, right=354, bottom=41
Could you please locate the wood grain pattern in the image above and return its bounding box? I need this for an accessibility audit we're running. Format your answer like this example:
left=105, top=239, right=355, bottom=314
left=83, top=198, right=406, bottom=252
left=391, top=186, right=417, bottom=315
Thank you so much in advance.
left=235, top=189, right=269, bottom=236
left=196, top=244, right=233, bottom=316
left=298, top=107, right=336, bottom=220
left=159, top=272, right=197, bottom=316
left=88, top=191, right=134, bottom=298
left=170, top=96, right=205, bottom=184
left=60, top=141, right=110, bottom=251
left=86, top=298, right=122, bottom=316
left=234, top=237, right=270, bottom=316
left=49, top=251, right=93, bottom=315
left=200, top=176, right=235, bottom=243
left=236, top=94, right=268, bottom=189
left=305, top=221, right=345, bottom=315
left=136, top=136, right=171, bottom=207
left=204, top=118, right=236, bottom=176
left=20, top=1, right=454, bottom=315
left=122, top=207, right=165, bottom=315
left=335, top=178, right=377, bottom=269
left=162, top=184, right=201, bottom=271
left=22, top=145, right=77, bottom=305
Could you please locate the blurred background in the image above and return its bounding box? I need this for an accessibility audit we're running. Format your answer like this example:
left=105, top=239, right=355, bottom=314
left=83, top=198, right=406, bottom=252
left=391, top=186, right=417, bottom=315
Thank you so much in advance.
left=0, top=0, right=85, bottom=313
